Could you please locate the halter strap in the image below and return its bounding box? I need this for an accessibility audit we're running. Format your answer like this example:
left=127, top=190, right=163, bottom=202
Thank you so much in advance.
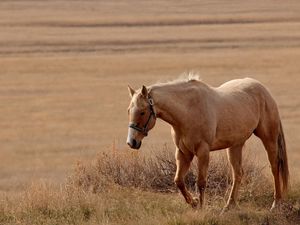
left=129, top=96, right=156, bottom=136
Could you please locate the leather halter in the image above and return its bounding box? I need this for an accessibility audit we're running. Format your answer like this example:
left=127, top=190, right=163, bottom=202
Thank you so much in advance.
left=128, top=97, right=156, bottom=136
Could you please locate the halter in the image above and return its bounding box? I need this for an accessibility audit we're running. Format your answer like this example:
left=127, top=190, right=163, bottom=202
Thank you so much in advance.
left=129, top=96, right=156, bottom=136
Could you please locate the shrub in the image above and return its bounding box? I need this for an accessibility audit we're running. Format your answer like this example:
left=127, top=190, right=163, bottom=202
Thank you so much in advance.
left=70, top=143, right=272, bottom=202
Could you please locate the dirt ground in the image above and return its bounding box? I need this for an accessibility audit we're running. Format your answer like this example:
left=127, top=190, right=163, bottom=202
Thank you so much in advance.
left=0, top=0, right=299, bottom=193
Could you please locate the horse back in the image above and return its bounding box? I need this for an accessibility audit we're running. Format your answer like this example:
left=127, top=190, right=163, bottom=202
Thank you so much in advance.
left=210, top=78, right=278, bottom=150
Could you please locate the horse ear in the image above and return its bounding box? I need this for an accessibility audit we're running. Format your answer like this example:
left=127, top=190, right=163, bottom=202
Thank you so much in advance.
left=141, top=85, right=148, bottom=97
left=128, top=85, right=135, bottom=98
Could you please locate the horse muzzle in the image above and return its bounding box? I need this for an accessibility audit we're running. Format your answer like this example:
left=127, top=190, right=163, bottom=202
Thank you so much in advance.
left=126, top=138, right=142, bottom=149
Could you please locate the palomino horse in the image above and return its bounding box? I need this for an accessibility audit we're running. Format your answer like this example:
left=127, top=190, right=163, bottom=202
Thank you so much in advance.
left=126, top=77, right=288, bottom=211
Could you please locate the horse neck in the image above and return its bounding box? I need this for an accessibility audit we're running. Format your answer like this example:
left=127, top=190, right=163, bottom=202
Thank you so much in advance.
left=150, top=83, right=197, bottom=129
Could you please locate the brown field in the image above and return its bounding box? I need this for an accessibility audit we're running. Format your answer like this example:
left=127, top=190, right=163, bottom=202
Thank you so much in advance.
left=0, top=0, right=300, bottom=224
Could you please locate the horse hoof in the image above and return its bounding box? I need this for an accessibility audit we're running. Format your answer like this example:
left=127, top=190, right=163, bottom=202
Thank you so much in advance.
left=270, top=200, right=282, bottom=212
left=191, top=197, right=199, bottom=209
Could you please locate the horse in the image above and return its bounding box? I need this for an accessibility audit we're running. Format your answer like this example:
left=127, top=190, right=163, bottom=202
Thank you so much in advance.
left=126, top=76, right=289, bottom=211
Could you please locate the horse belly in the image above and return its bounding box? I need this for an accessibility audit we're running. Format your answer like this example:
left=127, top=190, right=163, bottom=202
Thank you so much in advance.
left=210, top=130, right=253, bottom=150
left=210, top=110, right=259, bottom=150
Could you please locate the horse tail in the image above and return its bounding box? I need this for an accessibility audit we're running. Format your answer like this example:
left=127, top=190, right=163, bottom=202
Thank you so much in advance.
left=277, top=121, right=289, bottom=194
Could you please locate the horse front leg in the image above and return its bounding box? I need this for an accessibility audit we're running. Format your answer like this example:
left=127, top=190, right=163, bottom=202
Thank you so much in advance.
left=174, top=148, right=198, bottom=207
left=196, top=144, right=210, bottom=208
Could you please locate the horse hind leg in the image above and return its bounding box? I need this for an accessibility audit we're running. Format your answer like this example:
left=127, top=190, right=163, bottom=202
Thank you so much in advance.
left=174, top=148, right=198, bottom=208
left=254, top=120, right=288, bottom=211
left=261, top=137, right=282, bottom=210
left=223, top=142, right=244, bottom=211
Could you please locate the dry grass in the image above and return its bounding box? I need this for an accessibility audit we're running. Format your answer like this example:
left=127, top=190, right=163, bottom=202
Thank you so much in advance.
left=0, top=145, right=299, bottom=225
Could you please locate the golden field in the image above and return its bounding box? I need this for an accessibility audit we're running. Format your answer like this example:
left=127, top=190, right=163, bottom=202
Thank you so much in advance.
left=0, top=0, right=300, bottom=224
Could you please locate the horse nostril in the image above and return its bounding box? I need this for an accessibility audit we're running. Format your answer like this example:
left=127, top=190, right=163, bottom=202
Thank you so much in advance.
left=132, top=139, right=137, bottom=148
left=127, top=139, right=137, bottom=148
left=127, top=138, right=141, bottom=149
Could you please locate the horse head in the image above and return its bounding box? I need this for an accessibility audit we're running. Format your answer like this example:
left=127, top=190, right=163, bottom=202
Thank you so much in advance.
left=126, top=85, right=156, bottom=149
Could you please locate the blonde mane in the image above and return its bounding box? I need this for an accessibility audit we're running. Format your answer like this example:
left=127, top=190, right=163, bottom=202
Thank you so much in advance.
left=150, top=72, right=202, bottom=88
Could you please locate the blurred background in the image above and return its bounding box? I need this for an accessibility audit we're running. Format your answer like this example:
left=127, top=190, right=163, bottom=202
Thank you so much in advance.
left=0, top=0, right=299, bottom=193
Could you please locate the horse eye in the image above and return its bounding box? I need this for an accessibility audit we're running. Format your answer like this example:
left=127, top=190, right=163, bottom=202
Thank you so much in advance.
left=140, top=112, right=145, bottom=116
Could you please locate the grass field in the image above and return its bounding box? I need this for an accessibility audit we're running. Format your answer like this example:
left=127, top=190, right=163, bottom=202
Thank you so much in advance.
left=0, top=0, right=300, bottom=224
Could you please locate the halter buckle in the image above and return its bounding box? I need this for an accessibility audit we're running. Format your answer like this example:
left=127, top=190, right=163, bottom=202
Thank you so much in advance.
left=148, top=98, right=154, bottom=106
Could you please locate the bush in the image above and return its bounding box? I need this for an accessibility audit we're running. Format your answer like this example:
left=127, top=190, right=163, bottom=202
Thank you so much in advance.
left=70, top=144, right=272, bottom=202
left=71, top=144, right=184, bottom=192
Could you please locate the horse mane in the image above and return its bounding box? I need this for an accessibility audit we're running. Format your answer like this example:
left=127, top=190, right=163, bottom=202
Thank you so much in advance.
left=150, top=72, right=202, bottom=89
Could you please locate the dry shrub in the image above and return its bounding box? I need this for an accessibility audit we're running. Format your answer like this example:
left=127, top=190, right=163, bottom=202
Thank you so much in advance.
left=70, top=144, right=272, bottom=202
left=70, top=144, right=192, bottom=193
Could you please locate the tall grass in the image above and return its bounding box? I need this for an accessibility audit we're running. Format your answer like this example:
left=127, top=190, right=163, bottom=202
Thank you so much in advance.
left=0, top=144, right=299, bottom=225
